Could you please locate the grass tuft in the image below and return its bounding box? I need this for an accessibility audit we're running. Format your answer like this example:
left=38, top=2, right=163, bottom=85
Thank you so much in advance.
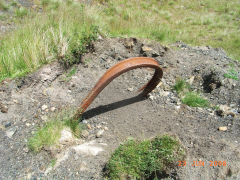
left=0, top=2, right=98, bottom=82
left=0, top=0, right=9, bottom=11
left=174, top=78, right=190, bottom=94
left=224, top=68, right=239, bottom=80
left=181, top=92, right=209, bottom=107
left=28, top=119, right=64, bottom=152
left=105, top=135, right=185, bottom=179
left=28, top=108, right=83, bottom=152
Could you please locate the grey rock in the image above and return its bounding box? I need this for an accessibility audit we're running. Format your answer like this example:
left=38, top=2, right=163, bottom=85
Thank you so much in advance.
left=6, top=128, right=17, bottom=138
left=96, top=130, right=104, bottom=138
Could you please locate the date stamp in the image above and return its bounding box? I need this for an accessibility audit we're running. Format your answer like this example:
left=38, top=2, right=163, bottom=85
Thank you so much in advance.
left=178, top=160, right=227, bottom=167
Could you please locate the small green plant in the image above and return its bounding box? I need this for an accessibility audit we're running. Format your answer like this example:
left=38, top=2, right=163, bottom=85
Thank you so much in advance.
left=224, top=68, right=239, bottom=80
left=182, top=92, right=209, bottom=107
left=28, top=109, right=83, bottom=152
left=28, top=119, right=64, bottom=152
left=50, top=158, right=56, bottom=167
left=15, top=7, right=28, bottom=18
left=105, top=135, right=185, bottom=179
left=66, top=66, right=77, bottom=78
left=0, top=0, right=9, bottom=11
left=174, top=78, right=190, bottom=94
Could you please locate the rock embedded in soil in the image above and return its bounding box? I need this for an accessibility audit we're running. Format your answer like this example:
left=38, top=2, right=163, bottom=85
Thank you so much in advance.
left=218, top=126, right=228, bottom=131
left=81, top=130, right=89, bottom=138
left=41, top=104, right=48, bottom=111
left=0, top=102, right=8, bottom=113
left=6, top=128, right=17, bottom=138
left=96, top=130, right=104, bottom=138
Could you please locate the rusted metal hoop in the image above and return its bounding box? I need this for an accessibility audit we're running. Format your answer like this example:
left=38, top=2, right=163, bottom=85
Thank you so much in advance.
left=74, top=57, right=163, bottom=120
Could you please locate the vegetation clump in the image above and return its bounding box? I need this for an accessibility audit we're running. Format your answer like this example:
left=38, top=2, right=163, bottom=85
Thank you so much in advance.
left=28, top=109, right=83, bottom=152
left=174, top=78, right=209, bottom=107
left=105, top=135, right=185, bottom=179
left=224, top=68, right=239, bottom=80
left=181, top=92, right=209, bottom=107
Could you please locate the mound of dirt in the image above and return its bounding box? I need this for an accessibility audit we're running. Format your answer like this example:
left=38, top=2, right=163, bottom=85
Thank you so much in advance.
left=0, top=37, right=239, bottom=179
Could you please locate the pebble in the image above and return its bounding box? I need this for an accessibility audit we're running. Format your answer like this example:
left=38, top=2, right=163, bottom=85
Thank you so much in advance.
left=0, top=103, right=8, bottom=113
left=218, top=126, right=227, bottom=131
left=41, top=104, right=48, bottom=111
left=81, top=130, right=89, bottom=138
left=5, top=122, right=11, bottom=128
left=13, top=99, right=19, bottom=104
left=87, top=124, right=92, bottom=129
left=26, top=123, right=31, bottom=127
left=50, top=107, right=56, bottom=112
left=41, top=115, right=48, bottom=121
left=6, top=128, right=17, bottom=138
left=104, top=126, right=108, bottom=131
left=96, top=130, right=104, bottom=138
left=127, top=87, right=134, bottom=92
left=149, top=95, right=154, bottom=100
left=82, top=120, right=88, bottom=124
left=141, top=46, right=153, bottom=52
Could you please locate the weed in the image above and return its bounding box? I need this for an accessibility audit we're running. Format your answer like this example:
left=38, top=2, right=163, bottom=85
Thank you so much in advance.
left=28, top=108, right=84, bottom=152
left=28, top=119, right=64, bottom=152
left=50, top=158, right=56, bottom=167
left=67, top=66, right=77, bottom=78
left=224, top=68, right=239, bottom=80
left=15, top=7, right=28, bottom=18
left=105, top=135, right=185, bottom=179
left=174, top=78, right=190, bottom=94
left=181, top=92, right=209, bottom=107
left=0, top=0, right=9, bottom=11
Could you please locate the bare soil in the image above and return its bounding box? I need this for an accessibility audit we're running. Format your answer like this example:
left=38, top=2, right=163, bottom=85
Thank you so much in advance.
left=0, top=37, right=240, bottom=179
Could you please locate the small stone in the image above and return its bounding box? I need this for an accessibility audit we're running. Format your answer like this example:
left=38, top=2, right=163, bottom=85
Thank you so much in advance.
left=141, top=46, right=153, bottom=52
left=50, top=107, right=56, bottom=112
left=23, top=147, right=29, bottom=153
left=127, top=87, right=134, bottom=92
left=218, top=126, right=227, bottom=131
left=187, top=76, right=195, bottom=85
left=81, top=130, right=89, bottom=138
left=87, top=124, right=92, bottom=129
left=41, top=115, right=48, bottom=121
left=59, top=128, right=74, bottom=144
left=226, top=111, right=236, bottom=117
left=96, top=130, right=104, bottom=138
left=96, top=124, right=102, bottom=129
left=41, top=105, right=48, bottom=111
left=175, top=106, right=181, bottom=111
left=149, top=95, right=154, bottom=100
left=26, top=123, right=31, bottom=127
left=13, top=99, right=19, bottom=104
left=104, top=126, right=108, bottom=131
left=0, top=103, right=8, bottom=113
left=82, top=120, right=88, bottom=124
left=5, top=122, right=11, bottom=128
left=6, top=128, right=16, bottom=138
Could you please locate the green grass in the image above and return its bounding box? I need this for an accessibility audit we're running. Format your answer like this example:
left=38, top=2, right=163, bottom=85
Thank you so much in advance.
left=174, top=78, right=190, bottom=94
left=105, top=135, right=185, bottom=179
left=0, top=0, right=9, bottom=11
left=50, top=158, right=57, bottom=167
left=224, top=68, right=239, bottom=80
left=28, top=109, right=83, bottom=152
left=0, top=2, right=98, bottom=82
left=0, top=0, right=239, bottom=82
left=173, top=78, right=210, bottom=108
left=90, top=0, right=240, bottom=60
left=182, top=92, right=209, bottom=107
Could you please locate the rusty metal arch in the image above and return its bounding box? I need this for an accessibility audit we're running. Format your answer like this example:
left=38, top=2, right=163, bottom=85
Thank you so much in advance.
left=74, top=57, right=163, bottom=120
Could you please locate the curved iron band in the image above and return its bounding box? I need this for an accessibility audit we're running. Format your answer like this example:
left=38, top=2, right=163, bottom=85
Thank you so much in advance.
left=74, top=57, right=163, bottom=120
